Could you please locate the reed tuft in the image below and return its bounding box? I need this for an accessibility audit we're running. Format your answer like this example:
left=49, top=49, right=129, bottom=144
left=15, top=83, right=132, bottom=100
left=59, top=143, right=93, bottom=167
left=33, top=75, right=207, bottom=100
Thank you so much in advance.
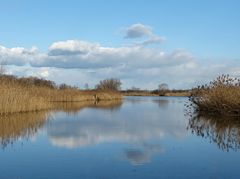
left=189, top=74, right=240, bottom=116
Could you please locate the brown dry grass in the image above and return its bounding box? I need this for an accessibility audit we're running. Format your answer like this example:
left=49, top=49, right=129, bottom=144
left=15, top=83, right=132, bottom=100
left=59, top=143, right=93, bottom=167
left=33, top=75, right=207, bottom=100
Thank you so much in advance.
left=189, top=74, right=240, bottom=116
left=165, top=92, right=191, bottom=97
left=0, top=75, right=122, bottom=114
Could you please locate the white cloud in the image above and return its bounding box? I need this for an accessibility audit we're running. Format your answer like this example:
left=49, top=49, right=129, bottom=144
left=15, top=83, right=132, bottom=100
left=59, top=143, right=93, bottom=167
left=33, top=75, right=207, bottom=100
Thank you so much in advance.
left=0, top=41, right=193, bottom=69
left=124, top=23, right=165, bottom=45
left=1, top=23, right=239, bottom=89
left=48, top=40, right=100, bottom=56
left=125, top=23, right=153, bottom=38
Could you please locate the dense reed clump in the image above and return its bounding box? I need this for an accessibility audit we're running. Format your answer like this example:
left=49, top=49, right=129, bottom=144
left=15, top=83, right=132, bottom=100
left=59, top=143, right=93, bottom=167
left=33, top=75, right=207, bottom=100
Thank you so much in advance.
left=0, top=75, right=52, bottom=114
left=189, top=74, right=240, bottom=116
left=0, top=75, right=122, bottom=114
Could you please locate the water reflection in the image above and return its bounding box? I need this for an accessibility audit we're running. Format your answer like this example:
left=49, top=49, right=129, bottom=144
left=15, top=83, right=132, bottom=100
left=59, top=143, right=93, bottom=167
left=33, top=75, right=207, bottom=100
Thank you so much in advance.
left=2, top=97, right=240, bottom=178
left=0, top=111, right=50, bottom=148
left=125, top=143, right=164, bottom=165
left=152, top=98, right=169, bottom=108
left=188, top=115, right=240, bottom=151
left=125, top=96, right=149, bottom=104
left=54, top=100, right=123, bottom=114
left=0, top=100, right=123, bottom=149
left=48, top=98, right=187, bottom=150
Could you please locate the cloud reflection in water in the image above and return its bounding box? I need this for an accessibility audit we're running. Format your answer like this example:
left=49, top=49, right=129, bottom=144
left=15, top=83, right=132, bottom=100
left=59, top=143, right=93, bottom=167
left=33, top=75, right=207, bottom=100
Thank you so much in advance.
left=47, top=97, right=188, bottom=165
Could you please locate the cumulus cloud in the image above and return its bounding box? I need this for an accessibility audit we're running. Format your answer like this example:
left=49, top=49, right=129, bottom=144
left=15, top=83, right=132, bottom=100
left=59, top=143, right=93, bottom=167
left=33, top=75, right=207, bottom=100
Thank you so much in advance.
left=1, top=24, right=239, bottom=89
left=124, top=23, right=165, bottom=45
left=48, top=40, right=100, bottom=56
left=0, top=41, right=193, bottom=69
left=125, top=23, right=153, bottom=38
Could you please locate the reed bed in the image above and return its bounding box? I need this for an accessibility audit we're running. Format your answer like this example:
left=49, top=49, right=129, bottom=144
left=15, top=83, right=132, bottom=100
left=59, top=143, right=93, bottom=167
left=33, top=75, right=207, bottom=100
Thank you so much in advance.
left=189, top=75, right=240, bottom=116
left=0, top=75, right=122, bottom=114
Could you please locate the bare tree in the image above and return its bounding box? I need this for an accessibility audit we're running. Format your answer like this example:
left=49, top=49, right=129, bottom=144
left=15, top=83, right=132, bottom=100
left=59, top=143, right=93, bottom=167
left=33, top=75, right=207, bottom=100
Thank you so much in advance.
left=158, top=83, right=169, bottom=91
left=95, top=78, right=121, bottom=91
left=158, top=83, right=169, bottom=96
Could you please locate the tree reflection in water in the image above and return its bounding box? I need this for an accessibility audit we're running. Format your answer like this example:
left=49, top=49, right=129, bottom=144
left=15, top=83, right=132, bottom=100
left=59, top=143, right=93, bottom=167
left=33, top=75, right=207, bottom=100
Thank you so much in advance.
left=188, top=114, right=240, bottom=151
left=53, top=100, right=123, bottom=114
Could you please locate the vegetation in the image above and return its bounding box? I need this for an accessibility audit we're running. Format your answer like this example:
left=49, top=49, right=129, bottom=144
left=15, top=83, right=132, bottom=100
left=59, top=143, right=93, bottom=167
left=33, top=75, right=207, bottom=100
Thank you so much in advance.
left=189, top=74, right=240, bottom=116
left=122, top=88, right=190, bottom=96
left=95, top=78, right=121, bottom=91
left=158, top=83, right=169, bottom=96
left=0, top=74, right=122, bottom=114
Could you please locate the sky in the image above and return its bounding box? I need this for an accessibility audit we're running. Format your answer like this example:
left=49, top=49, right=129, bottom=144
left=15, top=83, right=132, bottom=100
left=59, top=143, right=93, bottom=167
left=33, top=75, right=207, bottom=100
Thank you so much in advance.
left=0, top=0, right=240, bottom=89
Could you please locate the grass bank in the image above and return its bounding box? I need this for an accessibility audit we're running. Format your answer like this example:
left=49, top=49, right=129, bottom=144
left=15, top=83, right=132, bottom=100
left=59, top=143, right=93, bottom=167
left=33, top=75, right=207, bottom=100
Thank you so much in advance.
left=0, top=75, right=122, bottom=114
left=189, top=75, right=240, bottom=116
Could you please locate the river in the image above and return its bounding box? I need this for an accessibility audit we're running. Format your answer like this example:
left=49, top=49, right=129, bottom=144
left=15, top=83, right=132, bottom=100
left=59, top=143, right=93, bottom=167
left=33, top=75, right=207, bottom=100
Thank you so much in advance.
left=0, top=96, right=239, bottom=179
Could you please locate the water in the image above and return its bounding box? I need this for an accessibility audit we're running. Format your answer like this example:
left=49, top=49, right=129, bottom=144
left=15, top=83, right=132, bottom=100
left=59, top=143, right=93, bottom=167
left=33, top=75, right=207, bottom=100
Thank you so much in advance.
left=0, top=97, right=240, bottom=179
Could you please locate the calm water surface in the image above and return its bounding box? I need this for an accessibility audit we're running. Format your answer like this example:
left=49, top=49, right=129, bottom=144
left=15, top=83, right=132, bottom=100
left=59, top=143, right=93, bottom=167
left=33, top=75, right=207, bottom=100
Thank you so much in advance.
left=0, top=97, right=240, bottom=179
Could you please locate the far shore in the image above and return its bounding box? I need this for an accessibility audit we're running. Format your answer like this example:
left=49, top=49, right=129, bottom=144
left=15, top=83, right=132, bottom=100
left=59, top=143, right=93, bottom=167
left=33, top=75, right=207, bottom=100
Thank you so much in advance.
left=121, top=91, right=191, bottom=97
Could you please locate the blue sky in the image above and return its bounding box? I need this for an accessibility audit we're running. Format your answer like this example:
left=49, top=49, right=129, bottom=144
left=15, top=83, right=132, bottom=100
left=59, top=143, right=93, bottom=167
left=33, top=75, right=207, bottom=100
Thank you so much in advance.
left=0, top=0, right=240, bottom=89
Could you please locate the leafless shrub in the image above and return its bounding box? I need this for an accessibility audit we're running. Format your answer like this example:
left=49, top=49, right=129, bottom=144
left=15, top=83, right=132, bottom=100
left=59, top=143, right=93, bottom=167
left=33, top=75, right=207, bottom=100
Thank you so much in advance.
left=95, top=78, right=121, bottom=91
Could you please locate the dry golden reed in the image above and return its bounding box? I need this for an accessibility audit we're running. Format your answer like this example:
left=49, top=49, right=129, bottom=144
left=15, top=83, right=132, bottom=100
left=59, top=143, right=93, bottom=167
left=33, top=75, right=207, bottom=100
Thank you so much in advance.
left=0, top=75, right=122, bottom=114
left=189, top=74, right=240, bottom=116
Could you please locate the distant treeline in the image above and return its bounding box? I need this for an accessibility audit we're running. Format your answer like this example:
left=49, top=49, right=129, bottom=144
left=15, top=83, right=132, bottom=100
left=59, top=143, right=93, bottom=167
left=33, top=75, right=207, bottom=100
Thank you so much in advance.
left=121, top=89, right=191, bottom=96
left=0, top=74, right=78, bottom=90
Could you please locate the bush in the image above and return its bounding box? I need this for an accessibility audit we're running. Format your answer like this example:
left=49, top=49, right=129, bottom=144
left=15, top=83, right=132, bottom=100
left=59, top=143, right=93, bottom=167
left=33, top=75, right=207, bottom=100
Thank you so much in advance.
left=189, top=74, right=240, bottom=116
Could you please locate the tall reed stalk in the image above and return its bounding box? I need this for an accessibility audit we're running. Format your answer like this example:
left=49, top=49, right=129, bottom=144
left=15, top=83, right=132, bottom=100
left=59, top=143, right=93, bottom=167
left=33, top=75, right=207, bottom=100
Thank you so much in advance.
left=0, top=75, right=122, bottom=114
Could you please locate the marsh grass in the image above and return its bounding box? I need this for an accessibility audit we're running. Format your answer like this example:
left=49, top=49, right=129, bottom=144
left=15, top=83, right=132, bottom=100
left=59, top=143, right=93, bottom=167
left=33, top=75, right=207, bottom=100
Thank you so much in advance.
left=0, top=75, right=122, bottom=114
left=189, top=74, right=240, bottom=116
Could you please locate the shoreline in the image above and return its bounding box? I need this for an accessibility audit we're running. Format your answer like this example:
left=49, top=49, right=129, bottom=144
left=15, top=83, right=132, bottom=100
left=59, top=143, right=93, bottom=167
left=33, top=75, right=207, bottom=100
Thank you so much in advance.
left=122, top=91, right=191, bottom=97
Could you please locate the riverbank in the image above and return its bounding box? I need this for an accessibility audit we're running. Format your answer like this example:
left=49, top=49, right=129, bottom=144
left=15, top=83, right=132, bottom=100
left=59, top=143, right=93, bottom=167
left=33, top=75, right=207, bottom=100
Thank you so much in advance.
left=122, top=91, right=191, bottom=97
left=0, top=75, right=122, bottom=114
